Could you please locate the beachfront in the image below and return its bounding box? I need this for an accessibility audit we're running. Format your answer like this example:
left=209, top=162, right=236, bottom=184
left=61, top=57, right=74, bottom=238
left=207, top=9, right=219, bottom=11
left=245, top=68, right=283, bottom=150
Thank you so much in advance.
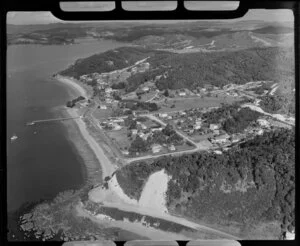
left=55, top=75, right=118, bottom=180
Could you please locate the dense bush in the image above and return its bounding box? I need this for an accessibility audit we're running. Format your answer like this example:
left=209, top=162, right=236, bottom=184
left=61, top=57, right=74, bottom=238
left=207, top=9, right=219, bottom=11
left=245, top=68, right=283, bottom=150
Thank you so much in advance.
left=117, top=129, right=295, bottom=231
left=66, top=96, right=85, bottom=108
left=59, top=47, right=168, bottom=79
left=222, top=107, right=262, bottom=134
left=120, top=100, right=159, bottom=112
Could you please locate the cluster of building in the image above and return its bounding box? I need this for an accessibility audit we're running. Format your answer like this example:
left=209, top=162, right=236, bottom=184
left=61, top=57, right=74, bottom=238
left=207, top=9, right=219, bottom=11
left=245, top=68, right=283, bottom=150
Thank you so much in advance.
left=209, top=116, right=272, bottom=148
left=157, top=108, right=213, bottom=135
left=100, top=117, right=125, bottom=131
left=156, top=105, right=278, bottom=151
left=101, top=114, right=180, bottom=155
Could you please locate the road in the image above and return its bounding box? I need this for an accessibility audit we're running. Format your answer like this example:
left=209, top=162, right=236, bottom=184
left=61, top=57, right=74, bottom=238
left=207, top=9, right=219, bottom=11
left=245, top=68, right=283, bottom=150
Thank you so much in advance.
left=81, top=107, right=239, bottom=239
left=121, top=113, right=214, bottom=164
left=77, top=199, right=240, bottom=240
left=241, top=103, right=294, bottom=128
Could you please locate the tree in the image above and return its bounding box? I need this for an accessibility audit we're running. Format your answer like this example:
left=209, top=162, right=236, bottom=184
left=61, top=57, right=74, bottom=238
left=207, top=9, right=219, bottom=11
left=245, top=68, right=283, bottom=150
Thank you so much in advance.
left=129, top=136, right=148, bottom=153
left=162, top=124, right=175, bottom=136
left=164, top=89, right=169, bottom=97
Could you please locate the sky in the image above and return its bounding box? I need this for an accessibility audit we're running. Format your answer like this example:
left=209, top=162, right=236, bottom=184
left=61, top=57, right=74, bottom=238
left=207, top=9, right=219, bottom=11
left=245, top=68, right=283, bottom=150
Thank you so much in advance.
left=7, top=1, right=294, bottom=25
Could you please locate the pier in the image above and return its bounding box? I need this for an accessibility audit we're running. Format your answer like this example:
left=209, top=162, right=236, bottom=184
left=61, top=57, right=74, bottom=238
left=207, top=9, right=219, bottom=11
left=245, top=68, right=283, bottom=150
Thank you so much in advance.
left=27, top=116, right=82, bottom=126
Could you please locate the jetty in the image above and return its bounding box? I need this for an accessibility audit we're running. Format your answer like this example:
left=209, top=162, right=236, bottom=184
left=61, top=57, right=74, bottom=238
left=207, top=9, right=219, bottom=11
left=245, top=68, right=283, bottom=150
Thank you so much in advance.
left=26, top=116, right=82, bottom=126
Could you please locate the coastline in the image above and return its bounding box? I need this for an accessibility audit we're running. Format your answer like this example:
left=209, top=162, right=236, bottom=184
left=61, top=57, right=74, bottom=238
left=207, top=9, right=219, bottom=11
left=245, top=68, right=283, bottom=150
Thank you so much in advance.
left=54, top=74, right=89, bottom=99
left=54, top=74, right=117, bottom=181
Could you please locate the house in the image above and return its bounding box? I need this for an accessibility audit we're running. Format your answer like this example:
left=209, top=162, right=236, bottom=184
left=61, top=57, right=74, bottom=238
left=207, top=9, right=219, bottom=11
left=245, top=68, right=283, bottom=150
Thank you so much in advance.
left=194, top=125, right=201, bottom=130
left=113, top=118, right=124, bottom=123
left=212, top=133, right=230, bottom=144
left=105, top=87, right=113, bottom=93
left=140, top=123, right=147, bottom=130
left=168, top=145, right=176, bottom=151
left=159, top=113, right=168, bottom=118
left=213, top=150, right=223, bottom=155
left=100, top=105, right=107, bottom=110
left=151, top=125, right=163, bottom=132
left=142, top=86, right=150, bottom=92
left=112, top=123, right=122, bottom=131
left=210, top=124, right=219, bottom=130
left=213, top=129, right=220, bottom=135
left=230, top=135, right=240, bottom=143
left=141, top=133, right=151, bottom=141
left=122, top=150, right=129, bottom=156
left=105, top=98, right=113, bottom=104
left=152, top=144, right=162, bottom=153
left=257, top=119, right=270, bottom=128
left=131, top=129, right=138, bottom=135
left=151, top=127, right=163, bottom=132
left=257, top=129, right=264, bottom=135
left=179, top=92, right=186, bottom=96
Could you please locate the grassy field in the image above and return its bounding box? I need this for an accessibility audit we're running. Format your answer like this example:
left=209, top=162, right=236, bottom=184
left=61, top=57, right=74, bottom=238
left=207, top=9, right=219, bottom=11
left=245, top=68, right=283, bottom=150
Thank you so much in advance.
left=190, top=133, right=214, bottom=143
left=157, top=95, right=241, bottom=113
left=92, top=107, right=113, bottom=120
left=139, top=91, right=157, bottom=102
left=106, top=128, right=131, bottom=151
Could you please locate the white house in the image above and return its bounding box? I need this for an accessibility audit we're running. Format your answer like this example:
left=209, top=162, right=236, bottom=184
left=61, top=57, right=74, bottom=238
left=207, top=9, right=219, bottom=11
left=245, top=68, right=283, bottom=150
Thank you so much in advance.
left=194, top=125, right=201, bottom=130
left=151, top=127, right=163, bottom=132
left=257, top=129, right=264, bottom=135
left=100, top=105, right=107, bottom=110
left=113, top=118, right=124, bottom=123
left=112, top=123, right=122, bottom=131
left=257, top=119, right=270, bottom=128
left=212, top=134, right=230, bottom=144
left=213, top=150, right=223, bottom=155
left=140, top=123, right=147, bottom=130
left=168, top=145, right=176, bottom=151
left=142, top=86, right=150, bottom=92
left=122, top=150, right=129, bottom=156
left=131, top=129, right=138, bottom=135
left=141, top=133, right=151, bottom=141
left=179, top=92, right=186, bottom=96
left=210, top=124, right=219, bottom=130
left=106, top=98, right=113, bottom=104
left=159, top=113, right=168, bottom=118
left=152, top=144, right=162, bottom=153
left=105, top=87, right=113, bottom=93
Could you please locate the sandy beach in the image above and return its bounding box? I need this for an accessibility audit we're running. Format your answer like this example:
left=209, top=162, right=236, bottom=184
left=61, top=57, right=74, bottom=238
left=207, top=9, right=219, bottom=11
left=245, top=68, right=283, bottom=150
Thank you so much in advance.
left=55, top=75, right=88, bottom=98
left=55, top=74, right=117, bottom=181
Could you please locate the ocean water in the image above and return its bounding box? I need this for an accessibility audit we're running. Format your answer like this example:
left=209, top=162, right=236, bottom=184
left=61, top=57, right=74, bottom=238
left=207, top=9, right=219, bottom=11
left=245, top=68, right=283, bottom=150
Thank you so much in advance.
left=7, top=39, right=129, bottom=212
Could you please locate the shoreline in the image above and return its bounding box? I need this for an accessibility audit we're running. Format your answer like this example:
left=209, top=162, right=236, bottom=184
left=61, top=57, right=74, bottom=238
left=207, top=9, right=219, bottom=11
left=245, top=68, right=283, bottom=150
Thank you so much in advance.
left=54, top=74, right=117, bottom=180
left=54, top=74, right=89, bottom=99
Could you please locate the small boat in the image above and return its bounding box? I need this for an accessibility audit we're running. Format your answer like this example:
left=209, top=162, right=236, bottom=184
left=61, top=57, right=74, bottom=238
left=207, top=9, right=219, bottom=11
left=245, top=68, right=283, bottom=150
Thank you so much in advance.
left=26, top=122, right=34, bottom=126
left=11, top=134, right=18, bottom=141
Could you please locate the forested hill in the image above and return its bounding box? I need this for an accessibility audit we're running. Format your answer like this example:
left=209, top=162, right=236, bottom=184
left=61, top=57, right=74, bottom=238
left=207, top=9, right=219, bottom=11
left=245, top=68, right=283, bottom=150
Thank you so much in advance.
left=59, top=46, right=293, bottom=92
left=130, top=46, right=294, bottom=91
left=116, top=128, right=295, bottom=239
left=59, top=46, right=169, bottom=79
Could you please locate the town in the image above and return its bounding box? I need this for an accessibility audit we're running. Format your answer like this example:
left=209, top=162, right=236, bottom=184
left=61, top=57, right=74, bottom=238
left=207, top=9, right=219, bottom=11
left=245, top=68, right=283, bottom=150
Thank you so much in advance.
left=65, top=61, right=295, bottom=163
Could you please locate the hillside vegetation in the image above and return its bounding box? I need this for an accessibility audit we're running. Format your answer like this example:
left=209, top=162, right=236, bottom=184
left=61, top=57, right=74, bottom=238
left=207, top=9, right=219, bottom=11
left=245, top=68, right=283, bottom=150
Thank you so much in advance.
left=59, top=47, right=167, bottom=79
left=61, top=45, right=293, bottom=93
left=116, top=129, right=295, bottom=238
